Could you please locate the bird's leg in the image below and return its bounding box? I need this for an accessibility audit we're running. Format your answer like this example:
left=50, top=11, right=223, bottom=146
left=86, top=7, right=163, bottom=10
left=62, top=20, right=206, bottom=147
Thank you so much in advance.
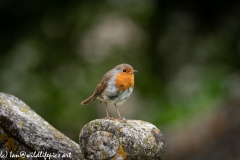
left=115, top=104, right=121, bottom=118
left=105, top=102, right=110, bottom=118
left=114, top=104, right=126, bottom=122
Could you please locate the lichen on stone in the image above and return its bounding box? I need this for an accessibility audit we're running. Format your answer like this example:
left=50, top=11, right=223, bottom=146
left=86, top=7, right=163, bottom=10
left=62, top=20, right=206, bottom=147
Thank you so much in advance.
left=0, top=92, right=85, bottom=159
left=79, top=119, right=165, bottom=160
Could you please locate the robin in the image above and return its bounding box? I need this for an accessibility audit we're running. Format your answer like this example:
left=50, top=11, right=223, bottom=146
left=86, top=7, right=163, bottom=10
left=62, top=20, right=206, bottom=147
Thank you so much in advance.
left=81, top=63, right=137, bottom=120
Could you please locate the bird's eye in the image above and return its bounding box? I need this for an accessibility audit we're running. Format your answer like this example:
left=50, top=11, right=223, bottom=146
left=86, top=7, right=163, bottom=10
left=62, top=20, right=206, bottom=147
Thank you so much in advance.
left=123, top=69, right=126, bottom=72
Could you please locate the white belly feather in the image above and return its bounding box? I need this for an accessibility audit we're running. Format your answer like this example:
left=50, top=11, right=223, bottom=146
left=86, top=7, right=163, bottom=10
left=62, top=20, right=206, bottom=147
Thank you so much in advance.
left=97, top=76, right=133, bottom=105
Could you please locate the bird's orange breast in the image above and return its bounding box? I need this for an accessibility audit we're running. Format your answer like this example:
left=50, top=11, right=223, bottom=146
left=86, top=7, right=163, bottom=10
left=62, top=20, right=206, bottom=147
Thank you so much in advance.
left=115, top=73, right=134, bottom=92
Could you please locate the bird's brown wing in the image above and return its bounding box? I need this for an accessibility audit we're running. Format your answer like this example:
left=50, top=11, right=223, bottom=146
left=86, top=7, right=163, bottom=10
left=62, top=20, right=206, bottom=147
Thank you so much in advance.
left=81, top=70, right=112, bottom=105
left=81, top=83, right=104, bottom=105
left=91, top=83, right=105, bottom=100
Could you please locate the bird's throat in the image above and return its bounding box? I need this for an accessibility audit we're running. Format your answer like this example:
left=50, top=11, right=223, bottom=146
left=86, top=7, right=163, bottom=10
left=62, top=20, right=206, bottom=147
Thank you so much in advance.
left=115, top=73, right=134, bottom=92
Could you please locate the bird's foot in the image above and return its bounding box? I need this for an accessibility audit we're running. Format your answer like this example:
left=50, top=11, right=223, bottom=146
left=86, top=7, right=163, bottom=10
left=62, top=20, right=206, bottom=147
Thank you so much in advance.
left=116, top=116, right=127, bottom=123
left=104, top=116, right=114, bottom=120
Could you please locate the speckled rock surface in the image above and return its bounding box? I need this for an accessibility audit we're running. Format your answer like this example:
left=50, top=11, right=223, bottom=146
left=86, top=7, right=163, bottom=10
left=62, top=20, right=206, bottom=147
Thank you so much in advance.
left=0, top=92, right=84, bottom=160
left=79, top=119, right=166, bottom=160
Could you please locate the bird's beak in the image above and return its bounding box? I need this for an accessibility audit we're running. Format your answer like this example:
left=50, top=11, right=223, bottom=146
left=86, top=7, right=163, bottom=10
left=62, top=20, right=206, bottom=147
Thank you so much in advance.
left=132, top=70, right=138, bottom=73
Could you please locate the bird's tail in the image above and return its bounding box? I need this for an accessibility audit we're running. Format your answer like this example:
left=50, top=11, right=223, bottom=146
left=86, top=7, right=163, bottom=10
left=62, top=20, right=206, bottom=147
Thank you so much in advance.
left=81, top=95, right=94, bottom=105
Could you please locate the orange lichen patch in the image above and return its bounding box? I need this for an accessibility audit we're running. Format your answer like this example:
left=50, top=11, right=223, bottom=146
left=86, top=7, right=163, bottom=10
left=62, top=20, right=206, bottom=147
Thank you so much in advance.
left=0, top=134, right=16, bottom=151
left=54, top=133, right=62, bottom=139
left=115, top=69, right=134, bottom=92
left=113, top=145, right=127, bottom=160
left=106, top=132, right=111, bottom=136
left=18, top=121, right=23, bottom=127
left=20, top=107, right=28, bottom=113
left=103, top=155, right=107, bottom=159
left=153, top=128, right=159, bottom=134
left=5, top=138, right=16, bottom=151
left=0, top=134, right=8, bottom=141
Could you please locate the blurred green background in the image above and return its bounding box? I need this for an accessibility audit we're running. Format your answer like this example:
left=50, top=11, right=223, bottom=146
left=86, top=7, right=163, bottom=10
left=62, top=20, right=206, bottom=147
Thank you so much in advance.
left=1, top=0, right=240, bottom=159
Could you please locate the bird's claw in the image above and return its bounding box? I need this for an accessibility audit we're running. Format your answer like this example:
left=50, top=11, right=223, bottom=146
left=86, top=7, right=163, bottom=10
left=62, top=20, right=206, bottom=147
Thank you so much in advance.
left=116, top=116, right=127, bottom=122
left=104, top=116, right=114, bottom=120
